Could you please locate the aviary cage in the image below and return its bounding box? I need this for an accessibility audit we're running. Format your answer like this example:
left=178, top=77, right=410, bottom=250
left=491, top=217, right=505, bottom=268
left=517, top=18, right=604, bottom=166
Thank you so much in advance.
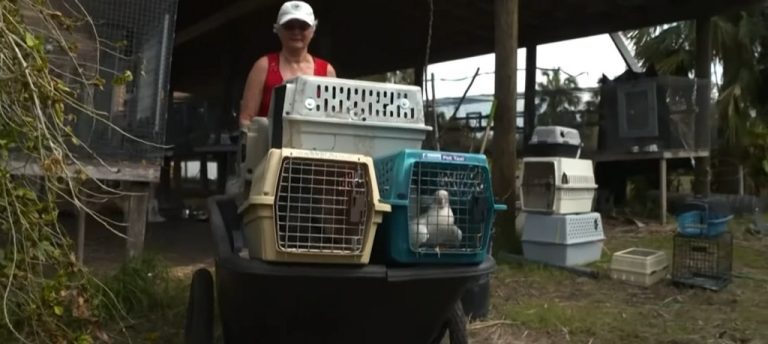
left=33, top=0, right=178, bottom=164
left=373, top=149, right=506, bottom=264
left=238, top=148, right=390, bottom=264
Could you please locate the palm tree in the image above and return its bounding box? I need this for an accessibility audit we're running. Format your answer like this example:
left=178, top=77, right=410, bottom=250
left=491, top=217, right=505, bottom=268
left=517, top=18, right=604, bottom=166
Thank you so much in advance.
left=535, top=68, right=582, bottom=127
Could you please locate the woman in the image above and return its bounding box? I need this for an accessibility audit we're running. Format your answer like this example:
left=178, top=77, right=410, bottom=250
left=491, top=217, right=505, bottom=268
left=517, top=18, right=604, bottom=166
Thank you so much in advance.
left=239, top=1, right=336, bottom=128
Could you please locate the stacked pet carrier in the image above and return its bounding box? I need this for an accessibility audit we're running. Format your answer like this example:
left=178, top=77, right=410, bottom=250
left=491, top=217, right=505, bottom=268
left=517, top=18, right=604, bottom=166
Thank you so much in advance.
left=671, top=199, right=734, bottom=291
left=520, top=126, right=605, bottom=267
left=199, top=76, right=505, bottom=343
left=237, top=75, right=505, bottom=266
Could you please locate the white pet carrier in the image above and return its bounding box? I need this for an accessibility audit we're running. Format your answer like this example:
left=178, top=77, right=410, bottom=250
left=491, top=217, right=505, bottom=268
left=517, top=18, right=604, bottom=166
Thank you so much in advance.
left=520, top=157, right=597, bottom=214
left=521, top=212, right=605, bottom=267
left=240, top=117, right=270, bottom=182
left=529, top=126, right=582, bottom=145
left=267, top=76, right=432, bottom=158
left=238, top=148, right=391, bottom=264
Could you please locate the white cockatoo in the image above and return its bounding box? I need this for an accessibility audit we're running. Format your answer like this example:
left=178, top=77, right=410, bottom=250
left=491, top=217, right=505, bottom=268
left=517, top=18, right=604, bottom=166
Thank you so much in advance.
left=410, top=190, right=463, bottom=255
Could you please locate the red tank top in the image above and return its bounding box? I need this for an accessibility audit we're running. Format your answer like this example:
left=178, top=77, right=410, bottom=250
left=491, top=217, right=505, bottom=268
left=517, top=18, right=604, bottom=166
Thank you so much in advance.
left=257, top=52, right=330, bottom=117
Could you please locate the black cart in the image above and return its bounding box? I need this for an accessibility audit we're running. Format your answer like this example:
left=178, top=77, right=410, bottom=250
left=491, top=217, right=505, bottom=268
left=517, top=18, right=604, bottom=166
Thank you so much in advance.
left=184, top=194, right=496, bottom=344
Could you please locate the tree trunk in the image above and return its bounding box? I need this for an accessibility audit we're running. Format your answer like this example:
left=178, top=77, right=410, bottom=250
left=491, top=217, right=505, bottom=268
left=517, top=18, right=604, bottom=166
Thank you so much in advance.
left=491, top=0, right=520, bottom=254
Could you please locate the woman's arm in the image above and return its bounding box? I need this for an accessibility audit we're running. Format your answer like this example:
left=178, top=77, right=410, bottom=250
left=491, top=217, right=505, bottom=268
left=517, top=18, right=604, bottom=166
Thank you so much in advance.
left=327, top=63, right=337, bottom=78
left=239, top=56, right=269, bottom=128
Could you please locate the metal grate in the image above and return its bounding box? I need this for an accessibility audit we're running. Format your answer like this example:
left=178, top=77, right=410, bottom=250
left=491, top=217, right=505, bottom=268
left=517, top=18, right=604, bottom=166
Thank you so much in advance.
left=274, top=157, right=371, bottom=254
left=53, top=0, right=178, bottom=163
left=408, top=162, right=489, bottom=253
left=672, top=233, right=733, bottom=291
left=288, top=76, right=425, bottom=125
left=521, top=161, right=555, bottom=211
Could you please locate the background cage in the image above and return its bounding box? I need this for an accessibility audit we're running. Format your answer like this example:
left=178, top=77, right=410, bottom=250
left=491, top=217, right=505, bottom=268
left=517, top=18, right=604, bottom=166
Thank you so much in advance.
left=39, top=0, right=179, bottom=164
left=672, top=232, right=733, bottom=291
left=373, top=149, right=506, bottom=265
left=520, top=157, right=597, bottom=214
left=239, top=148, right=390, bottom=264
left=521, top=212, right=605, bottom=267
left=267, top=76, right=432, bottom=159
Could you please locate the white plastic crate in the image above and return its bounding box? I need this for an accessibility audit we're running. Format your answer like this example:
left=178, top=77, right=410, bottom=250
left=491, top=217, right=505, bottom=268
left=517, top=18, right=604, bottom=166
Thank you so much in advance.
left=529, top=126, right=582, bottom=145
left=610, top=248, right=669, bottom=287
left=520, top=157, right=597, bottom=214
left=267, top=76, right=432, bottom=158
left=238, top=148, right=391, bottom=264
left=240, top=117, right=270, bottom=182
left=521, top=212, right=605, bottom=267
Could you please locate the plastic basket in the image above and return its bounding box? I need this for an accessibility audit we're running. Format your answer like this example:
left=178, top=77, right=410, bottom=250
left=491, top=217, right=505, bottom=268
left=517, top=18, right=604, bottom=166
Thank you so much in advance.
left=372, top=149, right=507, bottom=265
left=675, top=201, right=733, bottom=237
left=238, top=148, right=391, bottom=264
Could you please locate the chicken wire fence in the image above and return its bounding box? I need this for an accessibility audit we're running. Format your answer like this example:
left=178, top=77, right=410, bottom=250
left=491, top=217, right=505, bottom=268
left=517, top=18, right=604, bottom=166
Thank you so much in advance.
left=274, top=158, right=371, bottom=253
left=47, top=0, right=178, bottom=163
left=408, top=162, right=490, bottom=253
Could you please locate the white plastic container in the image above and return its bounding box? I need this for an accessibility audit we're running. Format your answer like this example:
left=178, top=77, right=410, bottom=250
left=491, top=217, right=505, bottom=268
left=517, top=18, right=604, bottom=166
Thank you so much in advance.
left=529, top=126, right=582, bottom=145
left=521, top=212, right=605, bottom=267
left=267, top=75, right=432, bottom=158
left=238, top=148, right=391, bottom=264
left=520, top=157, right=597, bottom=214
left=610, top=248, right=669, bottom=287
left=240, top=117, right=270, bottom=182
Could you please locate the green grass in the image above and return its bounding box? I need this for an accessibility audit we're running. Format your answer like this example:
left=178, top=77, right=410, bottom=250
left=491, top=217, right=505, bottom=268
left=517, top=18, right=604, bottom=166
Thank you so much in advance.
left=482, top=218, right=768, bottom=344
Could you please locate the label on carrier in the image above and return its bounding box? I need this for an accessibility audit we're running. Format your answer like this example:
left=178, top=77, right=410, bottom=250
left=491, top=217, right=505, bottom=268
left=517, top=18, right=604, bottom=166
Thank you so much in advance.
left=421, top=153, right=466, bottom=162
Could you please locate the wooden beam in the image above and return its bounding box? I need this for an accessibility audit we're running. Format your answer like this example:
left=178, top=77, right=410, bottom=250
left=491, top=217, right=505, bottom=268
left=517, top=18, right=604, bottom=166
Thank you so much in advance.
left=660, top=158, right=667, bottom=225
left=523, top=44, right=537, bottom=146
left=693, top=16, right=712, bottom=197
left=174, top=0, right=277, bottom=47
left=7, top=159, right=161, bottom=183
left=491, top=0, right=520, bottom=254
left=126, top=182, right=150, bottom=258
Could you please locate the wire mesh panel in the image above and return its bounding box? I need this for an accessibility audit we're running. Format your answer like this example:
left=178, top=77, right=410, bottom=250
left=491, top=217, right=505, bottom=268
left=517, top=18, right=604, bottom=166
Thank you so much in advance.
left=672, top=232, right=733, bottom=291
left=408, top=161, right=490, bottom=253
left=58, top=0, right=178, bottom=163
left=274, top=158, right=371, bottom=253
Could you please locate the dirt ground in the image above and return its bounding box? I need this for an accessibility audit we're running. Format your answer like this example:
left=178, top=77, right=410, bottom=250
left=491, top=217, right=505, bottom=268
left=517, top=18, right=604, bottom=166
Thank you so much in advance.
left=65, top=211, right=768, bottom=344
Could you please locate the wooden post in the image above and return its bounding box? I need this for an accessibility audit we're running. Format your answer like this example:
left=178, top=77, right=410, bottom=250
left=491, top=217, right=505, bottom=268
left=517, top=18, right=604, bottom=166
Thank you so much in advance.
left=693, top=17, right=712, bottom=197
left=738, top=165, right=745, bottom=196
left=126, top=182, right=149, bottom=258
left=659, top=158, right=667, bottom=225
left=523, top=44, right=537, bottom=146
left=492, top=0, right=520, bottom=254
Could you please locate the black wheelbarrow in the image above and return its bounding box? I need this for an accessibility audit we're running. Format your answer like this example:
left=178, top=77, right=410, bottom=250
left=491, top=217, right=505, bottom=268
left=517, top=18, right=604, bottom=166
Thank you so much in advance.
left=184, top=194, right=496, bottom=344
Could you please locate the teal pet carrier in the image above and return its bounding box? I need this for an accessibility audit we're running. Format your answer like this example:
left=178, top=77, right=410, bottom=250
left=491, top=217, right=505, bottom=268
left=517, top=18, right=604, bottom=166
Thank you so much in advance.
left=373, top=149, right=506, bottom=264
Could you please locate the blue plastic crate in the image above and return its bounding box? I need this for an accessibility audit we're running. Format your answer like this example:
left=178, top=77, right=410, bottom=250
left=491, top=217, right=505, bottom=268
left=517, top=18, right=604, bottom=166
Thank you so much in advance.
left=676, top=210, right=733, bottom=237
left=373, top=149, right=507, bottom=264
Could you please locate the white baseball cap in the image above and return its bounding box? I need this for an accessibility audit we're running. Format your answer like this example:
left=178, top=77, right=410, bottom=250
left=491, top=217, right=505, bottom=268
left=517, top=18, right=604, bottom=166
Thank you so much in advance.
left=276, top=1, right=317, bottom=27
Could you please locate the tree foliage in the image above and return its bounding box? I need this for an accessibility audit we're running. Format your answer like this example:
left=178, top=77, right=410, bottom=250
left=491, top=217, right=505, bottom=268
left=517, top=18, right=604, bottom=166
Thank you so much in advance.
left=625, top=5, right=768, bottom=193
left=535, top=68, right=582, bottom=127
left=0, top=0, right=139, bottom=342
